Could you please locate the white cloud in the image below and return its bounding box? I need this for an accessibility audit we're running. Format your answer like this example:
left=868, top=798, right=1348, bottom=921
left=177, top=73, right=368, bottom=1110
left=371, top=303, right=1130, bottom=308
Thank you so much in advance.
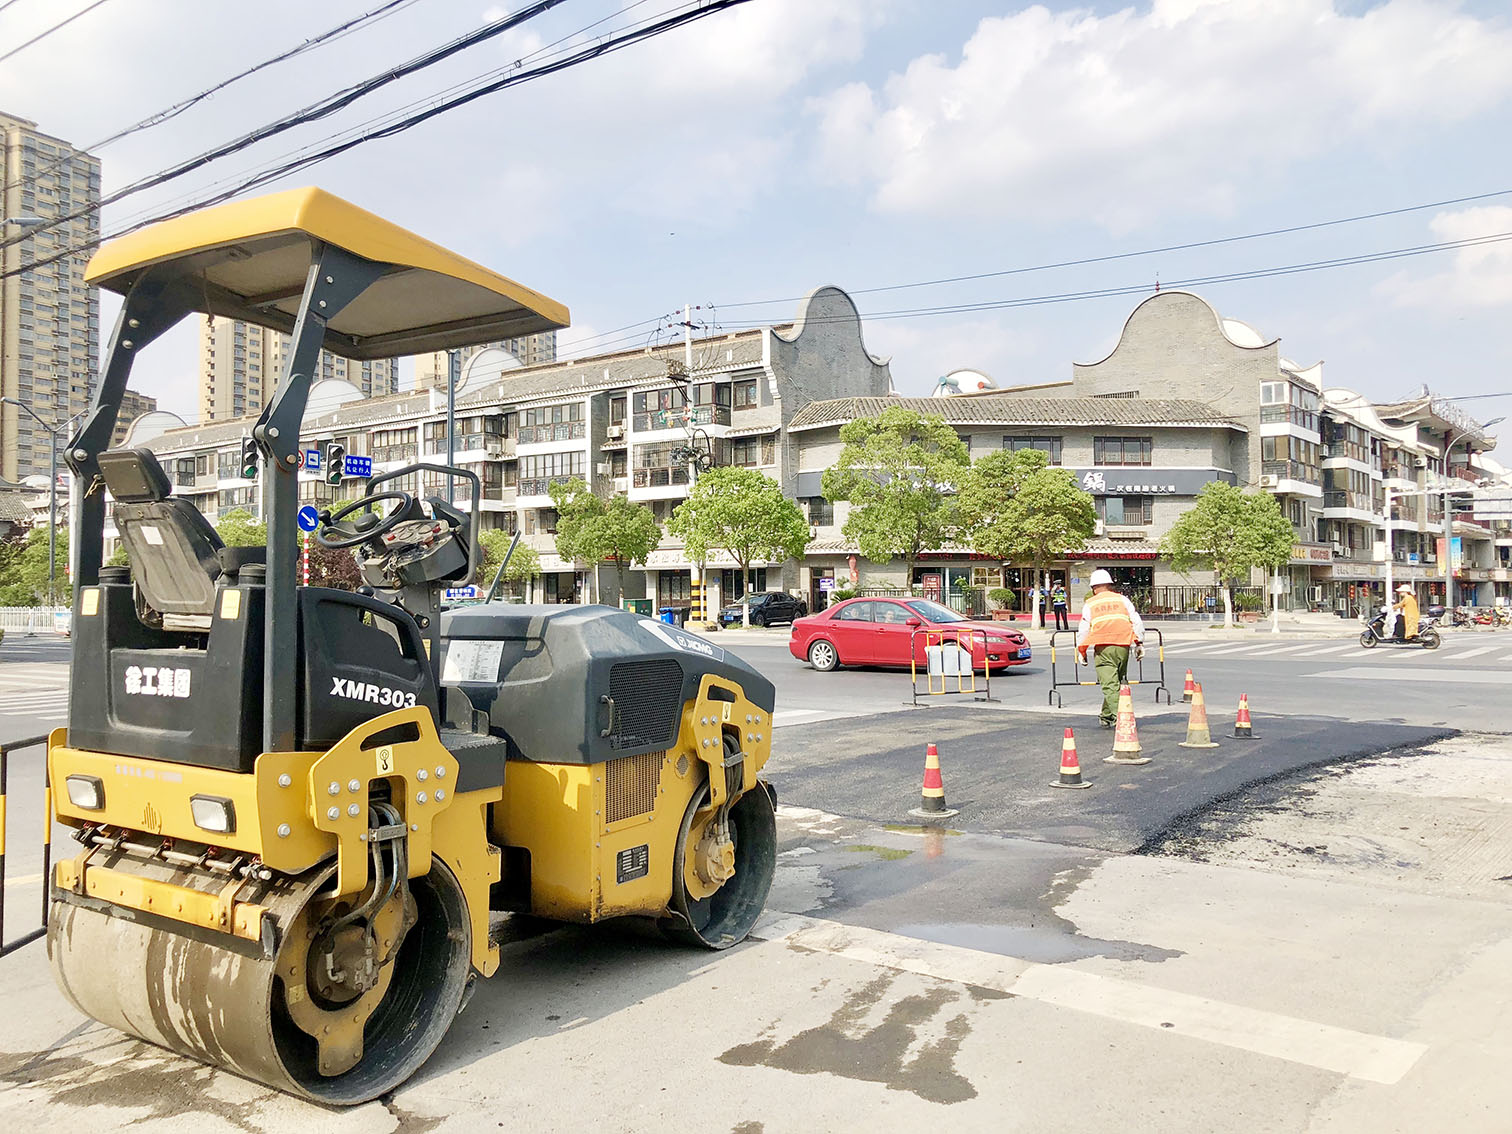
left=1376, top=205, right=1512, bottom=309
left=809, top=0, right=1512, bottom=230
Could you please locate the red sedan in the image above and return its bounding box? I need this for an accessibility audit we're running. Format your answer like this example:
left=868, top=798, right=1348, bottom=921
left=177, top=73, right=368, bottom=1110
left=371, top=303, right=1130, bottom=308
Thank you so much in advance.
left=789, top=597, right=1033, bottom=672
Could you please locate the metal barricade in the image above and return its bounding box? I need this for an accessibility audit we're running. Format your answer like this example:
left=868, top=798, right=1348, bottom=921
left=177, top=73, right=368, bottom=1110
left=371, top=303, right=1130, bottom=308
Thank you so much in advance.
left=0, top=733, right=51, bottom=958
left=1046, top=628, right=1170, bottom=708
left=910, top=628, right=995, bottom=706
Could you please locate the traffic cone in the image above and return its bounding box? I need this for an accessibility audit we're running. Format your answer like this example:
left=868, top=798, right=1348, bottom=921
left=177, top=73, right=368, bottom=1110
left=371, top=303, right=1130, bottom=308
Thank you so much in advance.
left=1178, top=682, right=1220, bottom=749
left=1233, top=693, right=1258, bottom=740
left=1181, top=669, right=1196, bottom=703
left=1105, top=684, right=1150, bottom=765
left=1051, top=727, right=1092, bottom=789
left=909, top=742, right=960, bottom=819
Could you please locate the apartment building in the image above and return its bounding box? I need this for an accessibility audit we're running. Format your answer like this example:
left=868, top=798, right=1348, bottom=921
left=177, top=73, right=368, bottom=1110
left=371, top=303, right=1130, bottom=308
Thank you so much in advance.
left=0, top=112, right=101, bottom=481
left=411, top=333, right=558, bottom=391
left=788, top=394, right=1248, bottom=613
left=132, top=287, right=891, bottom=609
left=198, top=316, right=400, bottom=422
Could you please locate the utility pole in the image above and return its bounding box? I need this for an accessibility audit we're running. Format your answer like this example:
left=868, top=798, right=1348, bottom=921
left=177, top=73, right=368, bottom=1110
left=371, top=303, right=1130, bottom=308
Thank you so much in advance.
left=1442, top=417, right=1505, bottom=610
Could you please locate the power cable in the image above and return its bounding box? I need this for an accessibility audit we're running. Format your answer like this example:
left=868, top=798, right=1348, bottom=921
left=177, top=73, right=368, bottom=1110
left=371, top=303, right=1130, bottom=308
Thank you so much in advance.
left=0, top=0, right=115, bottom=65
left=3, top=0, right=756, bottom=279
left=707, top=230, right=1512, bottom=331
left=1, top=0, right=573, bottom=250
left=0, top=0, right=29, bottom=16
left=2, top=0, right=422, bottom=195
left=717, top=189, right=1512, bottom=313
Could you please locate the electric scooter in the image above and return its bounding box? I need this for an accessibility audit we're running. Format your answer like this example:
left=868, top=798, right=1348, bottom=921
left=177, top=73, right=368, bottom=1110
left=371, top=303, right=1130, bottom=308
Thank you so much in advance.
left=1361, top=606, right=1441, bottom=649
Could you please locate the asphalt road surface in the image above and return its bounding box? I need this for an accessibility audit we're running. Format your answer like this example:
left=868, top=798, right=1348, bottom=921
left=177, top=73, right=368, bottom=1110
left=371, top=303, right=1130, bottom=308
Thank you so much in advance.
left=1, top=624, right=1508, bottom=1132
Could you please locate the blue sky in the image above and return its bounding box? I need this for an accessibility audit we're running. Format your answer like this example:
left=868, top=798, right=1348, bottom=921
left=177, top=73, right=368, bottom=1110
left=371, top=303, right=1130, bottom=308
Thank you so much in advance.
left=3, top=0, right=1511, bottom=447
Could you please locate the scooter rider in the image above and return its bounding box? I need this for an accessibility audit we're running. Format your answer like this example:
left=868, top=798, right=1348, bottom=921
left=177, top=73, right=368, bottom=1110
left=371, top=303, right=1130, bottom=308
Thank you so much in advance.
left=1392, top=584, right=1419, bottom=642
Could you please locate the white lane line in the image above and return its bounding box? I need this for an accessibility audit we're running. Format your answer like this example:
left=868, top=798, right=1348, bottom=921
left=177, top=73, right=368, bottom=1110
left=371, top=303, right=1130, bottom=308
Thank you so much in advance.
left=772, top=708, right=858, bottom=728
left=3, top=873, right=43, bottom=888
left=1451, top=646, right=1498, bottom=660
left=1307, top=667, right=1511, bottom=684
left=1296, top=643, right=1363, bottom=656
left=751, top=913, right=1425, bottom=1084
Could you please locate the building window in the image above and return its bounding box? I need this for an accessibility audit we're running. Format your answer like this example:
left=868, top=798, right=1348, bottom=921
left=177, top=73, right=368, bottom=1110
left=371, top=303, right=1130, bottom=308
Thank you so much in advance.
left=1098, top=496, right=1152, bottom=526
left=609, top=395, right=627, bottom=424
left=1093, top=437, right=1153, bottom=466
left=519, top=452, right=585, bottom=496
left=804, top=497, right=833, bottom=526
left=610, top=450, right=627, bottom=477
left=1003, top=435, right=1063, bottom=464
left=657, top=573, right=691, bottom=605
left=733, top=379, right=759, bottom=409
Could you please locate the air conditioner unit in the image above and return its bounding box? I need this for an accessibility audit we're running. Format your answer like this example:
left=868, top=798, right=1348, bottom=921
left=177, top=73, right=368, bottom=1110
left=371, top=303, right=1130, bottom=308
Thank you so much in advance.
left=484, top=445, right=503, bottom=459
left=1331, top=542, right=1344, bottom=554
left=1093, top=519, right=1106, bottom=536
left=606, top=425, right=625, bottom=440
left=1308, top=585, right=1324, bottom=602
left=1414, top=456, right=1429, bottom=468
left=1259, top=474, right=1280, bottom=488
left=594, top=462, right=611, bottom=476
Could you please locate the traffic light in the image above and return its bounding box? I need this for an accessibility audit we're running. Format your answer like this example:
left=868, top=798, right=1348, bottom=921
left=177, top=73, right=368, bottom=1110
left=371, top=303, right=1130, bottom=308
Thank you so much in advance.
left=239, top=434, right=258, bottom=480
left=325, top=441, right=345, bottom=486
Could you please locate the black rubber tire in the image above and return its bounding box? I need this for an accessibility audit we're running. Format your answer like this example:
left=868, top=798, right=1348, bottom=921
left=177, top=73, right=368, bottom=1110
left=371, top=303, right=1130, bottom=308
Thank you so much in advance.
left=1360, top=631, right=1376, bottom=649
left=751, top=613, right=765, bottom=628
left=664, top=773, right=777, bottom=950
left=808, top=638, right=839, bottom=671
left=1420, top=628, right=1441, bottom=650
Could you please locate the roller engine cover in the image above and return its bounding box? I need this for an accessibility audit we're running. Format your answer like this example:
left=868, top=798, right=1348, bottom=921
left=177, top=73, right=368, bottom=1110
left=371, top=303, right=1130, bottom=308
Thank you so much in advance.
left=439, top=605, right=774, bottom=765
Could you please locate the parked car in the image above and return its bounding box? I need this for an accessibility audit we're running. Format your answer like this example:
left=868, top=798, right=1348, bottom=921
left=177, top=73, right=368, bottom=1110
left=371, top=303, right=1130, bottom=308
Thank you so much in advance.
left=719, top=591, right=808, bottom=627
left=788, top=596, right=1032, bottom=672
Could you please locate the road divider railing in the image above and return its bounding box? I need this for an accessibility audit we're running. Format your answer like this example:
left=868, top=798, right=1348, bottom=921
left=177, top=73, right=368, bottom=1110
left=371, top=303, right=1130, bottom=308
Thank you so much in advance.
left=1046, top=628, right=1171, bottom=708
left=910, top=627, right=996, bottom=706
left=0, top=733, right=51, bottom=959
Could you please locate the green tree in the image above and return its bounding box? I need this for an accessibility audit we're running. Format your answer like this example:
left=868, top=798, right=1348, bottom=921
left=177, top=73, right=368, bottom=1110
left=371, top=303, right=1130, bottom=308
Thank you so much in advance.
left=477, top=529, right=540, bottom=598
left=1160, top=481, right=1294, bottom=628
left=669, top=467, right=809, bottom=626
left=0, top=526, right=71, bottom=606
left=958, top=448, right=1096, bottom=627
left=820, top=406, right=971, bottom=586
left=215, top=508, right=266, bottom=547
left=549, top=478, right=662, bottom=605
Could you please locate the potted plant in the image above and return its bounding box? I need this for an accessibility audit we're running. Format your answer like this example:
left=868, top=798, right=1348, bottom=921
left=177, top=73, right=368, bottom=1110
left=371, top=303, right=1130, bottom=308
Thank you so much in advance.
left=988, top=587, right=1017, bottom=621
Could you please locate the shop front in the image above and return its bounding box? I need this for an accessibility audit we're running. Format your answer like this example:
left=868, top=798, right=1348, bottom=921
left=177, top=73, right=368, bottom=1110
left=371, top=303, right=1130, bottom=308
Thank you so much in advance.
left=1066, top=547, right=1158, bottom=609
left=1288, top=543, right=1334, bottom=614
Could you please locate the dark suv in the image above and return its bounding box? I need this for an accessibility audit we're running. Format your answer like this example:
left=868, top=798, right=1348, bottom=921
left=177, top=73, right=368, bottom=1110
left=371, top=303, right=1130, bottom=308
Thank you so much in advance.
left=719, top=591, right=808, bottom=627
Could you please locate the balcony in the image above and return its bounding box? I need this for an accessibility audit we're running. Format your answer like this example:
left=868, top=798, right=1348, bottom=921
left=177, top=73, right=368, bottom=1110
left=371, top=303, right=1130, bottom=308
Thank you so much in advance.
left=424, top=434, right=514, bottom=458
left=1262, top=460, right=1321, bottom=485
left=517, top=421, right=585, bottom=445
left=370, top=445, right=417, bottom=464
left=632, top=467, right=690, bottom=489
left=632, top=406, right=731, bottom=432
left=1260, top=406, right=1320, bottom=432
left=518, top=475, right=578, bottom=498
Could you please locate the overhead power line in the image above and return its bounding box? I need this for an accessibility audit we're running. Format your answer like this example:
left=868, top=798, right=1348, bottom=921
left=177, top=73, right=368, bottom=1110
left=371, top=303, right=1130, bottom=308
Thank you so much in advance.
left=718, top=188, right=1512, bottom=312
left=1, top=0, right=422, bottom=195
left=3, top=0, right=757, bottom=280
left=1, top=0, right=572, bottom=251
left=0, top=0, right=115, bottom=65
left=708, top=229, right=1512, bottom=330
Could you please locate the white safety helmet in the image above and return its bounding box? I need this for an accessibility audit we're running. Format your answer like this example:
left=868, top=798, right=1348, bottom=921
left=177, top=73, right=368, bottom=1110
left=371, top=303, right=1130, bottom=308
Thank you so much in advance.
left=1089, top=569, right=1115, bottom=587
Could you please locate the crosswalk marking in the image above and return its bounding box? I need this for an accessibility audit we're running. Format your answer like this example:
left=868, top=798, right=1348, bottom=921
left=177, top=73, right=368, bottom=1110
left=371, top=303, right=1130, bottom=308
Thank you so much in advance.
left=1312, top=667, right=1509, bottom=685
left=1454, top=646, right=1497, bottom=659
left=0, top=689, right=68, bottom=718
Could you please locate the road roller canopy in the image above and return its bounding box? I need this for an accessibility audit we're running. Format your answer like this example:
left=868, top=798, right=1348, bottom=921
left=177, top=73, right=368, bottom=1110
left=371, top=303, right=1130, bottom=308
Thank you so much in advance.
left=84, top=186, right=569, bottom=359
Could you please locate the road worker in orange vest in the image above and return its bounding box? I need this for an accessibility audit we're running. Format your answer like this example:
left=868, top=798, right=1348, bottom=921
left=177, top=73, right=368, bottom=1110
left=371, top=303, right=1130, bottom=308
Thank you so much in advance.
left=1074, top=569, right=1146, bottom=728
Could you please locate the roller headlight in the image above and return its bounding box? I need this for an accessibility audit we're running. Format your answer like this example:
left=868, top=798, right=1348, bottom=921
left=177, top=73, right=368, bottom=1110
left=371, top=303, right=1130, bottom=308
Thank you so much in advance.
left=65, top=775, right=104, bottom=811
left=190, top=794, right=237, bottom=834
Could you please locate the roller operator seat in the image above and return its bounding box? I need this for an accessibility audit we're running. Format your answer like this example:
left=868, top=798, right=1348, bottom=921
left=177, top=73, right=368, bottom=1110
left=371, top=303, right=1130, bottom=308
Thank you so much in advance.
left=98, top=447, right=265, bottom=631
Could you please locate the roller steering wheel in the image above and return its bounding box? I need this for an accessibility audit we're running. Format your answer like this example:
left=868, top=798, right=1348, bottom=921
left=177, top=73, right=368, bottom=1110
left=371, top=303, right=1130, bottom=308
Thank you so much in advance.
left=316, top=491, right=417, bottom=550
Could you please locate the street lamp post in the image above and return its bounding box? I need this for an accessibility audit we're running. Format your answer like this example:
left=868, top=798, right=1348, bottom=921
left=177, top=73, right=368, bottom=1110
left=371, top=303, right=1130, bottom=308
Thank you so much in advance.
left=1442, top=417, right=1505, bottom=611
left=0, top=397, right=76, bottom=608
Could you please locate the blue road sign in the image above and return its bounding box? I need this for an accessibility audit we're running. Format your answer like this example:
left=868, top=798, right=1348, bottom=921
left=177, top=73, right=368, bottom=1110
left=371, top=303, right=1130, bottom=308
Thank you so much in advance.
left=343, top=454, right=373, bottom=478
left=443, top=585, right=481, bottom=601
left=305, top=448, right=322, bottom=471
left=296, top=505, right=321, bottom=532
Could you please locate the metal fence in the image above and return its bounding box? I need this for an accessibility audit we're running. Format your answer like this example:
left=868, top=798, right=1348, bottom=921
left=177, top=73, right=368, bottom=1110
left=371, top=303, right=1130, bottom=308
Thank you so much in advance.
left=0, top=607, right=69, bottom=635
left=1142, top=586, right=1266, bottom=618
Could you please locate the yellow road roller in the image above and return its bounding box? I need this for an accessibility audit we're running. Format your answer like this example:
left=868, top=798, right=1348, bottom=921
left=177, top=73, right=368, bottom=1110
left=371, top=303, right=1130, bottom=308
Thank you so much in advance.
left=41, top=187, right=777, bottom=1103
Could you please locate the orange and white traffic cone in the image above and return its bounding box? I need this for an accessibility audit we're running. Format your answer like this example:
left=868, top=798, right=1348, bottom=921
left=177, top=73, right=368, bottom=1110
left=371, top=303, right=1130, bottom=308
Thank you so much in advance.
left=909, top=742, right=960, bottom=818
left=1181, top=668, right=1196, bottom=703
left=1106, top=684, right=1150, bottom=765
left=1178, top=681, right=1220, bottom=749
left=1233, top=693, right=1258, bottom=740
left=1051, top=727, right=1092, bottom=789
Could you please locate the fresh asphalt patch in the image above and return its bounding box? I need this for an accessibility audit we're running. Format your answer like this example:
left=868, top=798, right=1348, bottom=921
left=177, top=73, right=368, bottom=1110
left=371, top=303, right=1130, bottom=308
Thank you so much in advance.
left=767, top=706, right=1455, bottom=853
